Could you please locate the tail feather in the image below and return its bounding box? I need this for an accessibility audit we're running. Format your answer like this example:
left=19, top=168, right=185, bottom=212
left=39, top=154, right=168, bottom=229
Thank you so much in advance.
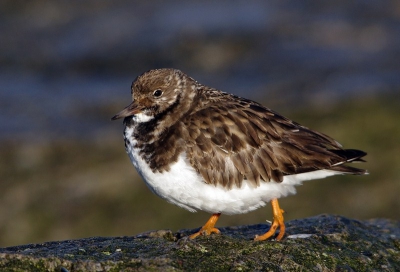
left=330, top=164, right=368, bottom=175
left=330, top=149, right=367, bottom=162
left=329, top=149, right=367, bottom=174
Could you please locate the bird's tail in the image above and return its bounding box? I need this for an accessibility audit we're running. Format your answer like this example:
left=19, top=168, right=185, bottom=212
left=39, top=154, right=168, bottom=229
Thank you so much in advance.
left=329, top=149, right=368, bottom=175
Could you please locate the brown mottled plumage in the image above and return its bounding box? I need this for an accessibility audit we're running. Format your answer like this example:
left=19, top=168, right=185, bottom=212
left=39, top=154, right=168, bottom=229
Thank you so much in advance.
left=112, top=68, right=367, bottom=241
left=115, top=69, right=366, bottom=188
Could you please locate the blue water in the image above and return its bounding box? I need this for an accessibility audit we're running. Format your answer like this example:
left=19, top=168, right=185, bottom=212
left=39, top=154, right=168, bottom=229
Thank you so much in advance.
left=1, top=1, right=399, bottom=142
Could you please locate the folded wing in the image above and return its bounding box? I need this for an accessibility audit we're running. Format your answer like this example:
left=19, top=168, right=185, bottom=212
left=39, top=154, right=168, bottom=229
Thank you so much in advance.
left=182, top=96, right=366, bottom=189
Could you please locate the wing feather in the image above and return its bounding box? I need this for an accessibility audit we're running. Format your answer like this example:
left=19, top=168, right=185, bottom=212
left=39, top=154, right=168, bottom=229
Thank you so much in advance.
left=182, top=93, right=366, bottom=189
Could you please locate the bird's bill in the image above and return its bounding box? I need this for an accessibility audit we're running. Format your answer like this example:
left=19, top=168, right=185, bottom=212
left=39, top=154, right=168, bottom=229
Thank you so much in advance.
left=111, top=101, right=141, bottom=120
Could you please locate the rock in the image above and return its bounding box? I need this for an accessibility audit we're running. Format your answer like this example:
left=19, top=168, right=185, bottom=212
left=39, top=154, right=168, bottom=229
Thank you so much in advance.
left=0, top=215, right=399, bottom=271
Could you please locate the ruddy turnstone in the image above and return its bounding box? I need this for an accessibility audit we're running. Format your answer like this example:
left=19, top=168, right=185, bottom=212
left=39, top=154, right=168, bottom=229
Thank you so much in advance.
left=112, top=68, right=367, bottom=241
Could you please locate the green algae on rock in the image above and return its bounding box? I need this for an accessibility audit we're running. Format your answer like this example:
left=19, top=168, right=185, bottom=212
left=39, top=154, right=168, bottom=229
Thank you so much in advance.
left=0, top=215, right=399, bottom=271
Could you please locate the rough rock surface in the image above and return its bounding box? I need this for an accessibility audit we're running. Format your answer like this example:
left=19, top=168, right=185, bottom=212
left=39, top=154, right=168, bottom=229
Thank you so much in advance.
left=0, top=215, right=399, bottom=271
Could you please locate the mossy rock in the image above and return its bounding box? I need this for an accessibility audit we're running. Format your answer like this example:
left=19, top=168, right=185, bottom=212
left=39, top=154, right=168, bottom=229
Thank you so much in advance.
left=0, top=215, right=399, bottom=271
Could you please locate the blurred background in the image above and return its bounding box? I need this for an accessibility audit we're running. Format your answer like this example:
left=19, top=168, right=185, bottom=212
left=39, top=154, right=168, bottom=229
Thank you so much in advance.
left=1, top=0, right=399, bottom=247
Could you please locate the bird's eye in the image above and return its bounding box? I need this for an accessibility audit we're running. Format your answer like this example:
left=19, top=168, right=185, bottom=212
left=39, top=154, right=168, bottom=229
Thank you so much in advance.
left=153, top=89, right=163, bottom=97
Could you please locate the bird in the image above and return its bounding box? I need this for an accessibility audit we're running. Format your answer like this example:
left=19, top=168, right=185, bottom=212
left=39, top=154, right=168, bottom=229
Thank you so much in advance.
left=111, top=68, right=367, bottom=241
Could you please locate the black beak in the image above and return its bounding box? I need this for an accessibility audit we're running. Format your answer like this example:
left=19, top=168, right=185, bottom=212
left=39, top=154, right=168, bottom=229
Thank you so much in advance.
left=111, top=101, right=141, bottom=120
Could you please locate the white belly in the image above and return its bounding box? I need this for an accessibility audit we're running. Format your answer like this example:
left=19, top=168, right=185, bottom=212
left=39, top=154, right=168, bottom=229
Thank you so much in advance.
left=125, top=128, right=338, bottom=215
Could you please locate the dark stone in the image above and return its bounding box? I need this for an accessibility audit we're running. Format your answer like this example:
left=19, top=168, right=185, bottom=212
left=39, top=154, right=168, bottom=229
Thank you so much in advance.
left=0, top=215, right=399, bottom=271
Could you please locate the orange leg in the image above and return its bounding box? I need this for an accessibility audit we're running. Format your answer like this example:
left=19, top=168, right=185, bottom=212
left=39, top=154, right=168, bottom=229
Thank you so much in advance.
left=254, top=198, right=285, bottom=241
left=190, top=213, right=221, bottom=239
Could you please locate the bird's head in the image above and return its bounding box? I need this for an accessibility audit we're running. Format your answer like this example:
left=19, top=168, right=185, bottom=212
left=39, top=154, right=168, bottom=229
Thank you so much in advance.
left=112, top=68, right=193, bottom=123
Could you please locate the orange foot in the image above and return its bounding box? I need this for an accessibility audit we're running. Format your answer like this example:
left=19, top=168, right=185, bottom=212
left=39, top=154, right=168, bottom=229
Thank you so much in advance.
left=254, top=198, right=286, bottom=241
left=190, top=213, right=221, bottom=239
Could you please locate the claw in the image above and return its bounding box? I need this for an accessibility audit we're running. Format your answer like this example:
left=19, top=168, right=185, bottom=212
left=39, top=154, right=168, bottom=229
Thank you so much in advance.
left=189, top=213, right=221, bottom=239
left=254, top=199, right=285, bottom=241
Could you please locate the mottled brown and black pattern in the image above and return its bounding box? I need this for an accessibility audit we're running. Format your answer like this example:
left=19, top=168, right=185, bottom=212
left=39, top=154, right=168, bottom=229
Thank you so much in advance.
left=113, top=68, right=367, bottom=189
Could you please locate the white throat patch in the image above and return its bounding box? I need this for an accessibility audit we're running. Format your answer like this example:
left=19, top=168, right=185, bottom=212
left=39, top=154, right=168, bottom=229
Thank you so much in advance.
left=132, top=112, right=154, bottom=123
